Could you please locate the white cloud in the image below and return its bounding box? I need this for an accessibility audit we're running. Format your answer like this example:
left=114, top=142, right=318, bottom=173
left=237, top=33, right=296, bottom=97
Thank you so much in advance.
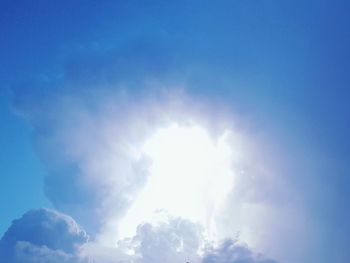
left=10, top=48, right=316, bottom=263
left=1, top=209, right=279, bottom=263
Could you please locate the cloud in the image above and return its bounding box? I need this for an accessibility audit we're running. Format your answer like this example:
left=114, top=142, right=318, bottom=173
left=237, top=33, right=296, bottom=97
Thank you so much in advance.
left=12, top=55, right=231, bottom=240
left=79, top=215, right=204, bottom=263
left=0, top=209, right=279, bottom=263
left=132, top=216, right=203, bottom=263
left=0, top=209, right=88, bottom=263
left=2, top=1, right=345, bottom=262
left=11, top=57, right=291, bottom=262
left=14, top=242, right=77, bottom=263
left=78, top=213, right=280, bottom=263
left=9, top=27, right=312, bottom=263
left=202, top=239, right=278, bottom=263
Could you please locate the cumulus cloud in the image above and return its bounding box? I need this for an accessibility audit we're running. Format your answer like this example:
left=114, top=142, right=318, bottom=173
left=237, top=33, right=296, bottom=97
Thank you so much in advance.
left=0, top=209, right=88, bottom=263
left=103, top=216, right=278, bottom=263
left=79, top=215, right=204, bottom=263
left=132, top=216, right=203, bottom=263
left=13, top=59, right=233, bottom=240
left=9, top=26, right=310, bottom=263
left=10, top=54, right=295, bottom=262
left=0, top=209, right=278, bottom=263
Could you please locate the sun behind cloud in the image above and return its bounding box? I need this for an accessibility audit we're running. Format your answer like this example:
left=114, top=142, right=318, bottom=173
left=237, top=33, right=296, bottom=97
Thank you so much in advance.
left=118, top=122, right=234, bottom=241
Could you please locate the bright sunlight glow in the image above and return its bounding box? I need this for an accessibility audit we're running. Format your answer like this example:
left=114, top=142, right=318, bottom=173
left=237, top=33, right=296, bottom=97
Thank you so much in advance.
left=118, top=123, right=234, bottom=240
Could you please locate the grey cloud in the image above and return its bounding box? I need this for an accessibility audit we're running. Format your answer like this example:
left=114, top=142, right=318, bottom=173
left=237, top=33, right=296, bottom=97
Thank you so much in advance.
left=202, top=239, right=278, bottom=263
left=14, top=241, right=76, bottom=263
left=0, top=209, right=88, bottom=263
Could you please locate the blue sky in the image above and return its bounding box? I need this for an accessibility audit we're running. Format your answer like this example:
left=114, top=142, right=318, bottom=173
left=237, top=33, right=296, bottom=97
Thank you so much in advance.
left=0, top=1, right=349, bottom=263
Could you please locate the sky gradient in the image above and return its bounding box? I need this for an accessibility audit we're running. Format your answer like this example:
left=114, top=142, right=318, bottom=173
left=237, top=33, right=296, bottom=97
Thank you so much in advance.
left=0, top=1, right=349, bottom=263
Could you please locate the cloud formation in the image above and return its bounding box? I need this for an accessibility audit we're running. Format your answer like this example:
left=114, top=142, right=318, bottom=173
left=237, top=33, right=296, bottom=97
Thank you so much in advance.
left=13, top=53, right=234, bottom=239
left=1, top=1, right=347, bottom=262
left=0, top=209, right=278, bottom=263
left=8, top=12, right=316, bottom=261
left=202, top=239, right=278, bottom=263
left=0, top=209, right=88, bottom=263
left=10, top=47, right=304, bottom=262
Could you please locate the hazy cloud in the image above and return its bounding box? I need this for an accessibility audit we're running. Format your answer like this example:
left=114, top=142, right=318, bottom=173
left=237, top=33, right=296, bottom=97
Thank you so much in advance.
left=202, top=239, right=278, bottom=263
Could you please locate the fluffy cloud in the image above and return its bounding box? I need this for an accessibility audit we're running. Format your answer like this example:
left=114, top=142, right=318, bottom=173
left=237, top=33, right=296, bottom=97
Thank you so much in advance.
left=14, top=65, right=230, bottom=240
left=0, top=209, right=278, bottom=263
left=2, top=1, right=342, bottom=262
left=12, top=49, right=319, bottom=263
left=11, top=63, right=294, bottom=262
left=0, top=209, right=88, bottom=263
left=79, top=215, right=204, bottom=263
left=10, top=24, right=310, bottom=263
left=131, top=217, right=203, bottom=263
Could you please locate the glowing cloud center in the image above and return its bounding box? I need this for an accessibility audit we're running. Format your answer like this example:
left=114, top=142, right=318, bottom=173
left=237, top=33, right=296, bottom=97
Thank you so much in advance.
left=118, top=123, right=234, bottom=239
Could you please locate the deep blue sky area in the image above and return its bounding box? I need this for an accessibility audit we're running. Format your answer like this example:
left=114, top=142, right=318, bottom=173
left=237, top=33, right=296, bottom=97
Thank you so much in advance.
left=0, top=1, right=349, bottom=262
